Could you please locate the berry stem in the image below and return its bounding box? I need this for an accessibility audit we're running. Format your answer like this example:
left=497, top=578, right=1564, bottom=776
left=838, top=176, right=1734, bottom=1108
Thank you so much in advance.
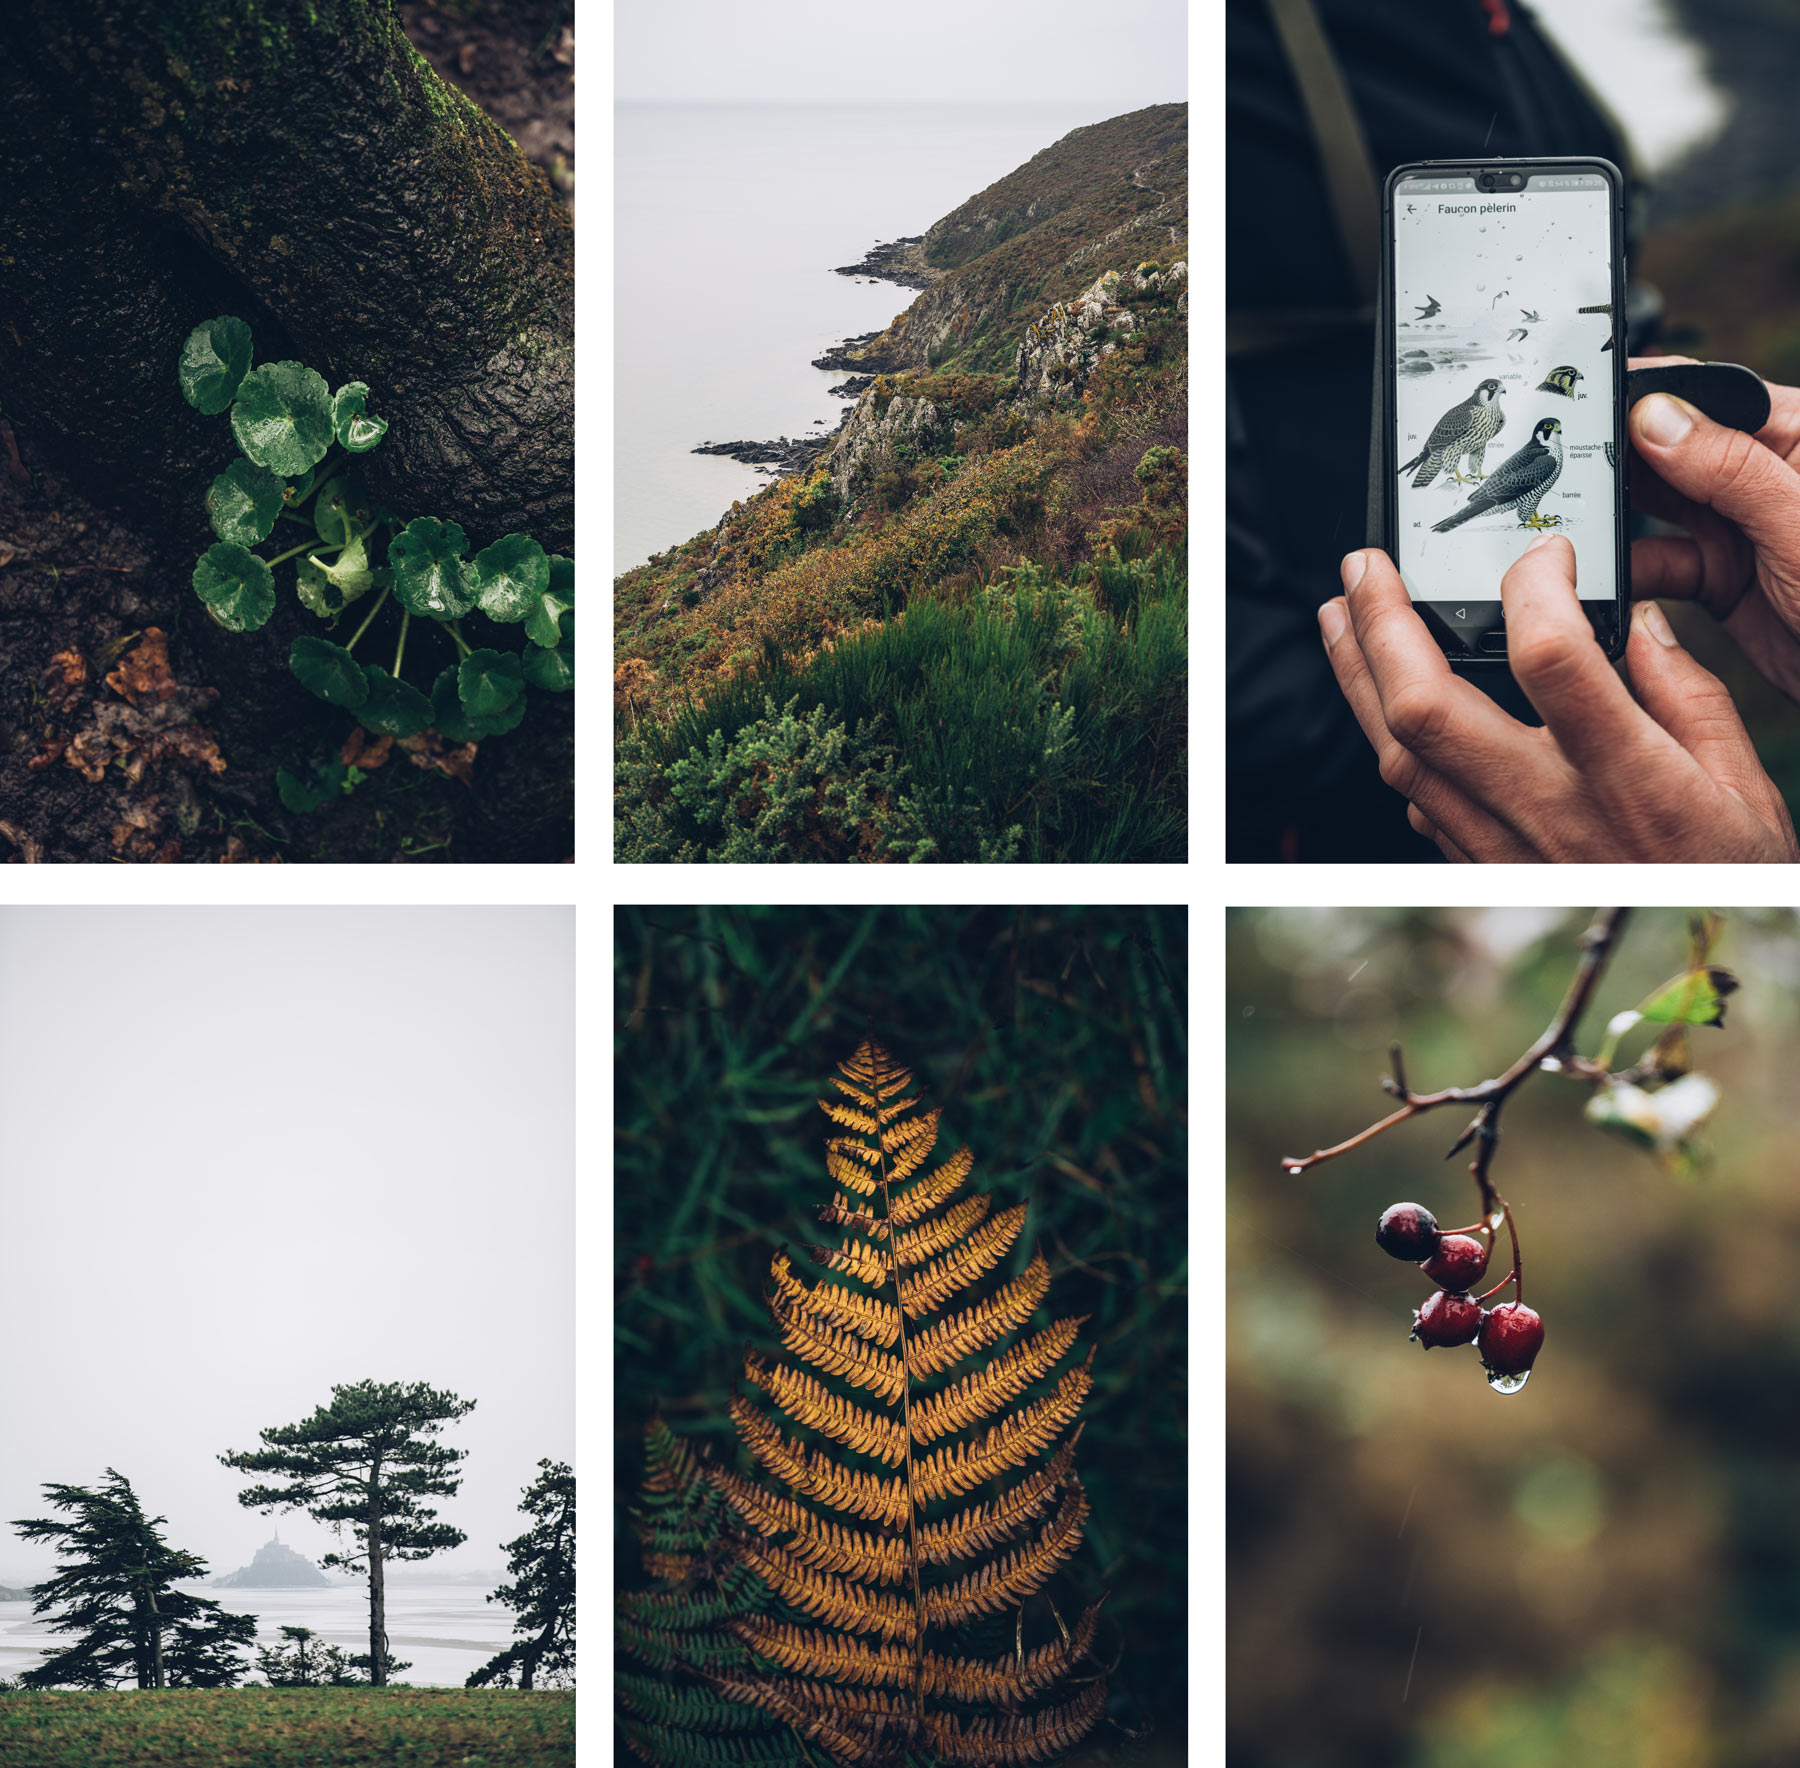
left=1279, top=908, right=1631, bottom=1172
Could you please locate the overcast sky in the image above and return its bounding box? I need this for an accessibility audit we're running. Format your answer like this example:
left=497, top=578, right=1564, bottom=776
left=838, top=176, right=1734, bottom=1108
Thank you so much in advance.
left=616, top=0, right=1186, bottom=107
left=0, top=909, right=571, bottom=1585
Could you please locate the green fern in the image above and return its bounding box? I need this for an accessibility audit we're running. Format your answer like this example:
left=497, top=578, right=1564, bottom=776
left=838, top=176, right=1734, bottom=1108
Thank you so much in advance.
left=617, top=1417, right=815, bottom=1768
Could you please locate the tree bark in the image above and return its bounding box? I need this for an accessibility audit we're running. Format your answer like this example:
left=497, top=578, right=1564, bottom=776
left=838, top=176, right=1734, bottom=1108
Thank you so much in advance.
left=0, top=0, right=572, bottom=554
left=367, top=1477, right=387, bottom=1687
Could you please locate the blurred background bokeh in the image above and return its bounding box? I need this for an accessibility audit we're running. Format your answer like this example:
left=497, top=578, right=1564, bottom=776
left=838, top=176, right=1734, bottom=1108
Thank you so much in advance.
left=1547, top=0, right=1800, bottom=815
left=615, top=905, right=1187, bottom=1764
left=1227, top=906, right=1800, bottom=1767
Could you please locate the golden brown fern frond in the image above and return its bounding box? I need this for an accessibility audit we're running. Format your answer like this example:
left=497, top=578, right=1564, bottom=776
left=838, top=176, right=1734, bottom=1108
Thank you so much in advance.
left=715, top=1038, right=1109, bottom=1768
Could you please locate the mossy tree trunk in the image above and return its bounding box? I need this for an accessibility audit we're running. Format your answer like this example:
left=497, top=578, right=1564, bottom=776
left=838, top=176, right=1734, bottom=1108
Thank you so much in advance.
left=0, top=0, right=572, bottom=555
left=0, top=1, right=573, bottom=860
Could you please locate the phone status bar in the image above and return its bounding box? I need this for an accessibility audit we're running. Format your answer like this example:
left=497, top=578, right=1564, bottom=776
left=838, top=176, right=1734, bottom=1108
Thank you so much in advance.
left=1398, top=174, right=1607, bottom=193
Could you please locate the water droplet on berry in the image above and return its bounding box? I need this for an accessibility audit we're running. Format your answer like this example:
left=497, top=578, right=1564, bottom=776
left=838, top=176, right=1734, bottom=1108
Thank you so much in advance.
left=1486, top=1367, right=1531, bottom=1394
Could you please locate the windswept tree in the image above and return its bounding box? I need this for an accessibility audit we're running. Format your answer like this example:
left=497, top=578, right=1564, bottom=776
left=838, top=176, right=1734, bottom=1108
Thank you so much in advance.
left=219, top=1380, right=475, bottom=1686
left=468, top=1458, right=574, bottom=1690
left=12, top=1469, right=255, bottom=1690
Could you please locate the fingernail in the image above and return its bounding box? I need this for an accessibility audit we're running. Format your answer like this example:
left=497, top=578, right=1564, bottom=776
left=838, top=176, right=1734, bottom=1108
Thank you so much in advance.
left=1319, top=599, right=1348, bottom=648
left=1340, top=551, right=1368, bottom=594
left=1634, top=393, right=1696, bottom=447
left=1636, top=599, right=1681, bottom=647
left=1524, top=532, right=1558, bottom=552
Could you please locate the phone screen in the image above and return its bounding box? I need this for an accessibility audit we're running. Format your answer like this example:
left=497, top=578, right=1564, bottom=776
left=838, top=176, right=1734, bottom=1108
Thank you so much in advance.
left=1390, top=168, right=1619, bottom=641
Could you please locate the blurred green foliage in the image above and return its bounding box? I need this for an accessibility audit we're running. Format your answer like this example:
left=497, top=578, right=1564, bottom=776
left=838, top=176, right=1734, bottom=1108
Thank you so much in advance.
left=1227, top=907, right=1800, bottom=1768
left=615, top=906, right=1187, bottom=1761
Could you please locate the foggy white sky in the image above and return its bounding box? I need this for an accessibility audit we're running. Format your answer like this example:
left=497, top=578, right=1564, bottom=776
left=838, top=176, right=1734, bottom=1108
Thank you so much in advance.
left=616, top=0, right=1186, bottom=107
left=0, top=909, right=572, bottom=1585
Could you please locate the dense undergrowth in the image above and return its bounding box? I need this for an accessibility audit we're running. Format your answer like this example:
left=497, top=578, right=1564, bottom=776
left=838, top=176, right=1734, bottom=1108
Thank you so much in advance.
left=618, top=545, right=1185, bottom=862
left=615, top=104, right=1187, bottom=863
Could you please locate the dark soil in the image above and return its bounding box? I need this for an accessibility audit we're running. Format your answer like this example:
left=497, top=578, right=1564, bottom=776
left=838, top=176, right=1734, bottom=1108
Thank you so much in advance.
left=0, top=0, right=575, bottom=864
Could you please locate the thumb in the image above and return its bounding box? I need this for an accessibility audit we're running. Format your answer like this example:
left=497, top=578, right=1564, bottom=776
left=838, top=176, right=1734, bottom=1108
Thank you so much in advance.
left=1631, top=394, right=1800, bottom=595
left=1625, top=598, right=1775, bottom=800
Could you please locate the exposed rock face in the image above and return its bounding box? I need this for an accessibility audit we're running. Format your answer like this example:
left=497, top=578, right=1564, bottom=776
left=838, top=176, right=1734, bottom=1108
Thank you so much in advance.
left=825, top=389, right=952, bottom=504
left=215, top=1537, right=330, bottom=1589
left=0, top=1585, right=33, bottom=1602
left=1013, top=260, right=1187, bottom=407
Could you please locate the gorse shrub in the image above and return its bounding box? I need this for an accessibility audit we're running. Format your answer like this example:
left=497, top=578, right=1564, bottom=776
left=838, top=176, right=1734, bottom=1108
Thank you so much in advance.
left=177, top=317, right=573, bottom=788
left=615, top=548, right=1185, bottom=863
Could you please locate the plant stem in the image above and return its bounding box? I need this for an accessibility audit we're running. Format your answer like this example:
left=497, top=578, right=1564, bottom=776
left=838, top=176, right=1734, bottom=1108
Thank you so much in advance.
left=392, top=610, right=411, bottom=680
left=447, top=621, right=473, bottom=660
left=265, top=540, right=317, bottom=568
left=343, top=585, right=391, bottom=655
left=1281, top=908, right=1631, bottom=1171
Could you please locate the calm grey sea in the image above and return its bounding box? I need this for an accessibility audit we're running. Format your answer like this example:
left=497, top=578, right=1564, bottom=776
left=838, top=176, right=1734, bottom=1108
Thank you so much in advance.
left=614, top=101, right=1133, bottom=576
left=0, top=1582, right=513, bottom=1689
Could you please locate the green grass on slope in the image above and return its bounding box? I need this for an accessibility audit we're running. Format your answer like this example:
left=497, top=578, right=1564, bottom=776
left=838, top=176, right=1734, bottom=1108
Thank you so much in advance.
left=923, top=102, right=1188, bottom=272
left=615, top=546, right=1186, bottom=864
left=0, top=1687, right=575, bottom=1768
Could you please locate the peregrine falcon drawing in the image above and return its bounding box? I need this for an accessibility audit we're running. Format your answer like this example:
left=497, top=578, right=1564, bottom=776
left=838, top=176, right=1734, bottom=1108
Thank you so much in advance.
left=1536, top=365, right=1583, bottom=397
left=1399, top=379, right=1506, bottom=488
left=1414, top=295, right=1441, bottom=320
left=1431, top=418, right=1564, bottom=531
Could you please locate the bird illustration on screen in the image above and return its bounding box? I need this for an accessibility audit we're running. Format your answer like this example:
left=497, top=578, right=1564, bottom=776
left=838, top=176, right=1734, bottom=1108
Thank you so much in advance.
left=1431, top=418, right=1564, bottom=531
left=1413, top=295, right=1441, bottom=319
left=1536, top=365, right=1583, bottom=397
left=1399, top=379, right=1506, bottom=488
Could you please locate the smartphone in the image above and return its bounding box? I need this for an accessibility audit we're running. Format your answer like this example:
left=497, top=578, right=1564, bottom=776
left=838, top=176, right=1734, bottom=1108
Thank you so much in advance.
left=1379, top=157, right=1628, bottom=666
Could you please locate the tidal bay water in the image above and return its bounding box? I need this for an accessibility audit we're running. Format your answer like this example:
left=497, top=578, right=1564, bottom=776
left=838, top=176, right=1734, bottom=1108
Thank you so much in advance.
left=0, top=1581, right=513, bottom=1689
left=614, top=100, right=1135, bottom=575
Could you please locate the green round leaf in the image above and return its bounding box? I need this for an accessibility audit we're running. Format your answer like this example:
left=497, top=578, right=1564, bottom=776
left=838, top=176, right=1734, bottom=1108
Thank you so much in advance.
left=179, top=316, right=253, bottom=414
left=524, top=555, right=575, bottom=648
left=520, top=612, right=573, bottom=691
left=430, top=665, right=524, bottom=742
left=192, top=542, right=275, bottom=632
left=470, top=533, right=549, bottom=623
left=230, top=361, right=335, bottom=476
left=296, top=535, right=374, bottom=617
left=331, top=381, right=388, bottom=453
left=205, top=458, right=285, bottom=546
left=389, top=517, right=475, bottom=619
left=312, top=476, right=358, bottom=549
left=459, top=648, right=526, bottom=720
left=430, top=666, right=482, bottom=743
left=358, top=665, right=435, bottom=738
left=277, top=758, right=349, bottom=814
left=289, top=636, right=369, bottom=709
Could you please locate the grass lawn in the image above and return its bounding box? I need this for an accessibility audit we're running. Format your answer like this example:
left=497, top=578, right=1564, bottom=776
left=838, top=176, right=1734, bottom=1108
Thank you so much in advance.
left=0, top=1687, right=574, bottom=1767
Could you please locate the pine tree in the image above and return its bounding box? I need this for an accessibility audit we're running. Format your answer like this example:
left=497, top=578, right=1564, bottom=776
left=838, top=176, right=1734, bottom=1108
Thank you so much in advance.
left=11, top=1469, right=255, bottom=1690
left=468, top=1458, right=575, bottom=1690
left=255, top=1624, right=360, bottom=1688
left=219, top=1380, right=475, bottom=1686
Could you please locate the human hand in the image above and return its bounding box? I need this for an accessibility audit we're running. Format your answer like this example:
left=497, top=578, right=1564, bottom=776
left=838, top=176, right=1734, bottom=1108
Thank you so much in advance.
left=1628, top=356, right=1800, bottom=702
left=1319, top=535, right=1799, bottom=862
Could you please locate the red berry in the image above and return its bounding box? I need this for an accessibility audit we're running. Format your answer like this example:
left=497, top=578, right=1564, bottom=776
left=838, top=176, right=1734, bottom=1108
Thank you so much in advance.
left=1478, top=1302, right=1545, bottom=1375
left=1420, top=1233, right=1489, bottom=1292
left=1375, top=1202, right=1441, bottom=1262
left=1410, top=1288, right=1482, bottom=1349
